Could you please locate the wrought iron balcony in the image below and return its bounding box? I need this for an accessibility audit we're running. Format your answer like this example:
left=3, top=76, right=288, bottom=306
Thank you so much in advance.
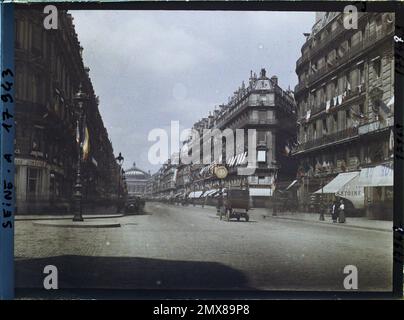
left=295, top=126, right=359, bottom=153
left=295, top=24, right=393, bottom=94
left=237, top=117, right=279, bottom=128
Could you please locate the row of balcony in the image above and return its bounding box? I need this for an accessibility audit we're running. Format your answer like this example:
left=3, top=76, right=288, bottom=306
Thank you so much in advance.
left=236, top=117, right=278, bottom=128
left=294, top=116, right=393, bottom=154
left=297, top=84, right=366, bottom=120
left=215, top=88, right=294, bottom=130
left=296, top=13, right=390, bottom=71
left=295, top=25, right=393, bottom=94
left=296, top=18, right=348, bottom=69
left=295, top=127, right=359, bottom=153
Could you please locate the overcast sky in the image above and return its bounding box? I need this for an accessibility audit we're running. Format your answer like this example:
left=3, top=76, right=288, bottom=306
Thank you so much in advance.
left=70, top=10, right=315, bottom=173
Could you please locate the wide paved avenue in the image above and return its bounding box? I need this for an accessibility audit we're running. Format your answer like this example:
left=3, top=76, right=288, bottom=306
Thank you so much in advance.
left=15, top=202, right=392, bottom=292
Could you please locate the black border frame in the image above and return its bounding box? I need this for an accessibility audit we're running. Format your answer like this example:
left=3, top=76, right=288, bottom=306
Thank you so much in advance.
left=12, top=1, right=404, bottom=300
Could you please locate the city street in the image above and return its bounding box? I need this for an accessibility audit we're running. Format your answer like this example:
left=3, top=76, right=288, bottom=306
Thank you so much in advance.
left=15, top=202, right=392, bottom=292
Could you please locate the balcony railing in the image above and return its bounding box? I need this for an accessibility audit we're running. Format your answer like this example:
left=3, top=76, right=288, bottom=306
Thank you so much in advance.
left=296, top=13, right=389, bottom=70
left=295, top=25, right=393, bottom=94
left=297, top=21, right=347, bottom=69
left=298, top=85, right=366, bottom=121
left=358, top=116, right=394, bottom=135
left=295, top=127, right=359, bottom=153
left=237, top=117, right=278, bottom=128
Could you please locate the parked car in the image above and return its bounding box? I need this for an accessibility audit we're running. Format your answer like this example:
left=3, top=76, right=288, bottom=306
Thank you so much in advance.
left=125, top=195, right=145, bottom=214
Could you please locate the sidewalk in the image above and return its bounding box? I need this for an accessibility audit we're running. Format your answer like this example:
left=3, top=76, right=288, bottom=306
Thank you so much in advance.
left=249, top=208, right=393, bottom=232
left=15, top=214, right=124, bottom=221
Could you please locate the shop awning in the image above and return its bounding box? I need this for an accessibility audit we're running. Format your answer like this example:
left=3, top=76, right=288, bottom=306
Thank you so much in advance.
left=188, top=191, right=203, bottom=198
left=315, top=172, right=359, bottom=194
left=357, top=164, right=393, bottom=187
left=201, top=190, right=210, bottom=197
left=286, top=180, right=298, bottom=190
left=206, top=189, right=218, bottom=197
left=336, top=174, right=364, bottom=209
left=249, top=188, right=273, bottom=197
left=201, top=189, right=217, bottom=197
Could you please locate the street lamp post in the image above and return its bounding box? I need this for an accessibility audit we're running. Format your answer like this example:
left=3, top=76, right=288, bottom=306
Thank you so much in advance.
left=72, top=84, right=88, bottom=222
left=116, top=152, right=124, bottom=213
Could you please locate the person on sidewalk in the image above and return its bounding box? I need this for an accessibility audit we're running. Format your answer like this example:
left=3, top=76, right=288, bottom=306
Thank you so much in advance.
left=338, top=199, right=346, bottom=223
left=319, top=201, right=325, bottom=221
left=216, top=189, right=223, bottom=215
left=330, top=201, right=338, bottom=223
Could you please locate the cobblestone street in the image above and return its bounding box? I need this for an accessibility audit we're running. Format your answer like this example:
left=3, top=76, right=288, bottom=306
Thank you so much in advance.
left=15, top=202, right=392, bottom=292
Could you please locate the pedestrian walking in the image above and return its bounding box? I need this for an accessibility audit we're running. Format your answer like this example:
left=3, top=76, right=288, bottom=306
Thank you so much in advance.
left=216, top=190, right=223, bottom=215
left=338, top=199, right=346, bottom=223
left=319, top=201, right=325, bottom=221
left=331, top=200, right=338, bottom=223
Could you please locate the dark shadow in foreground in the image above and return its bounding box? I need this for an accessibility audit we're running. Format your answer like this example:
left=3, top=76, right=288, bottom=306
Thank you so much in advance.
left=16, top=255, right=251, bottom=290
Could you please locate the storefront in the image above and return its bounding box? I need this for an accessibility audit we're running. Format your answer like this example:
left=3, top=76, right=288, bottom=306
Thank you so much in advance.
left=357, top=164, right=393, bottom=220
left=313, top=164, right=393, bottom=220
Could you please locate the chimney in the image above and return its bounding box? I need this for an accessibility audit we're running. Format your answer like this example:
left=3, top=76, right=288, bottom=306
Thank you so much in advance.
left=260, top=68, right=266, bottom=78
left=271, top=75, right=278, bottom=86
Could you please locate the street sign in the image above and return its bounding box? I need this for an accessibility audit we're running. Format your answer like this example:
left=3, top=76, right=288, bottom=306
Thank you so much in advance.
left=214, top=165, right=228, bottom=179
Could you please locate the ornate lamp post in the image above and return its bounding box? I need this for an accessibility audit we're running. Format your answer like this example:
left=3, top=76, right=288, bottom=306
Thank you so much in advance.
left=72, top=84, right=88, bottom=222
left=116, top=152, right=124, bottom=212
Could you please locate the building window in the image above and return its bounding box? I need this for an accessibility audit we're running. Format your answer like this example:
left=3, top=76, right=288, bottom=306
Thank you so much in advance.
left=31, top=128, right=43, bottom=152
left=257, top=150, right=266, bottom=163
left=27, top=168, right=41, bottom=198
left=359, top=103, right=365, bottom=115
left=251, top=110, right=258, bottom=120
left=373, top=59, right=381, bottom=78
left=267, top=110, right=273, bottom=119
left=346, top=110, right=351, bottom=129
left=257, top=131, right=266, bottom=145
left=322, top=118, right=328, bottom=135
left=333, top=113, right=338, bottom=132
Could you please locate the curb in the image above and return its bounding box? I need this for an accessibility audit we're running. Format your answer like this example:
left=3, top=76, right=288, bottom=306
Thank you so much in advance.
left=16, top=214, right=125, bottom=221
left=266, top=215, right=392, bottom=233
left=33, top=221, right=121, bottom=228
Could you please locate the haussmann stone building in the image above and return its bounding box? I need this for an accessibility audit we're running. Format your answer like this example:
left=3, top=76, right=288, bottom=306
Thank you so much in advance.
left=292, top=12, right=394, bottom=219
left=14, top=9, right=123, bottom=213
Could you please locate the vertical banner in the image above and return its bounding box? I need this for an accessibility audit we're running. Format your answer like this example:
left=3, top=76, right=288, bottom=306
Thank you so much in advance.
left=0, top=2, right=15, bottom=300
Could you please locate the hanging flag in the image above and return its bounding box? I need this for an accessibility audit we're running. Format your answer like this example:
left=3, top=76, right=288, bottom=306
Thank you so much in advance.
left=377, top=101, right=391, bottom=123
left=306, top=110, right=311, bottom=121
left=389, top=129, right=394, bottom=152
left=82, top=125, right=90, bottom=161
left=271, top=172, right=278, bottom=191
left=75, top=120, right=80, bottom=144
left=326, top=100, right=331, bottom=113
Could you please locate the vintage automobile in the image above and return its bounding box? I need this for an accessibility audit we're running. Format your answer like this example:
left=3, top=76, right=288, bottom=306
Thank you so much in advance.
left=125, top=195, right=145, bottom=214
left=219, top=188, right=250, bottom=222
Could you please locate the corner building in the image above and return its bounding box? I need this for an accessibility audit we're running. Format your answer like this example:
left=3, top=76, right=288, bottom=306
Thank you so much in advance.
left=293, top=12, right=394, bottom=219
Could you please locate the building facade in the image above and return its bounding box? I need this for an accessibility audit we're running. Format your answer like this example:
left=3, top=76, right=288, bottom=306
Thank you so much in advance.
left=124, top=162, right=151, bottom=196
left=293, top=12, right=394, bottom=219
left=14, top=9, right=122, bottom=213
left=149, top=68, right=297, bottom=207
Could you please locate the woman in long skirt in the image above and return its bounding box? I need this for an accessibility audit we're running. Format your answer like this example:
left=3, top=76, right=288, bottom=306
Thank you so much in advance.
left=338, top=199, right=346, bottom=223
